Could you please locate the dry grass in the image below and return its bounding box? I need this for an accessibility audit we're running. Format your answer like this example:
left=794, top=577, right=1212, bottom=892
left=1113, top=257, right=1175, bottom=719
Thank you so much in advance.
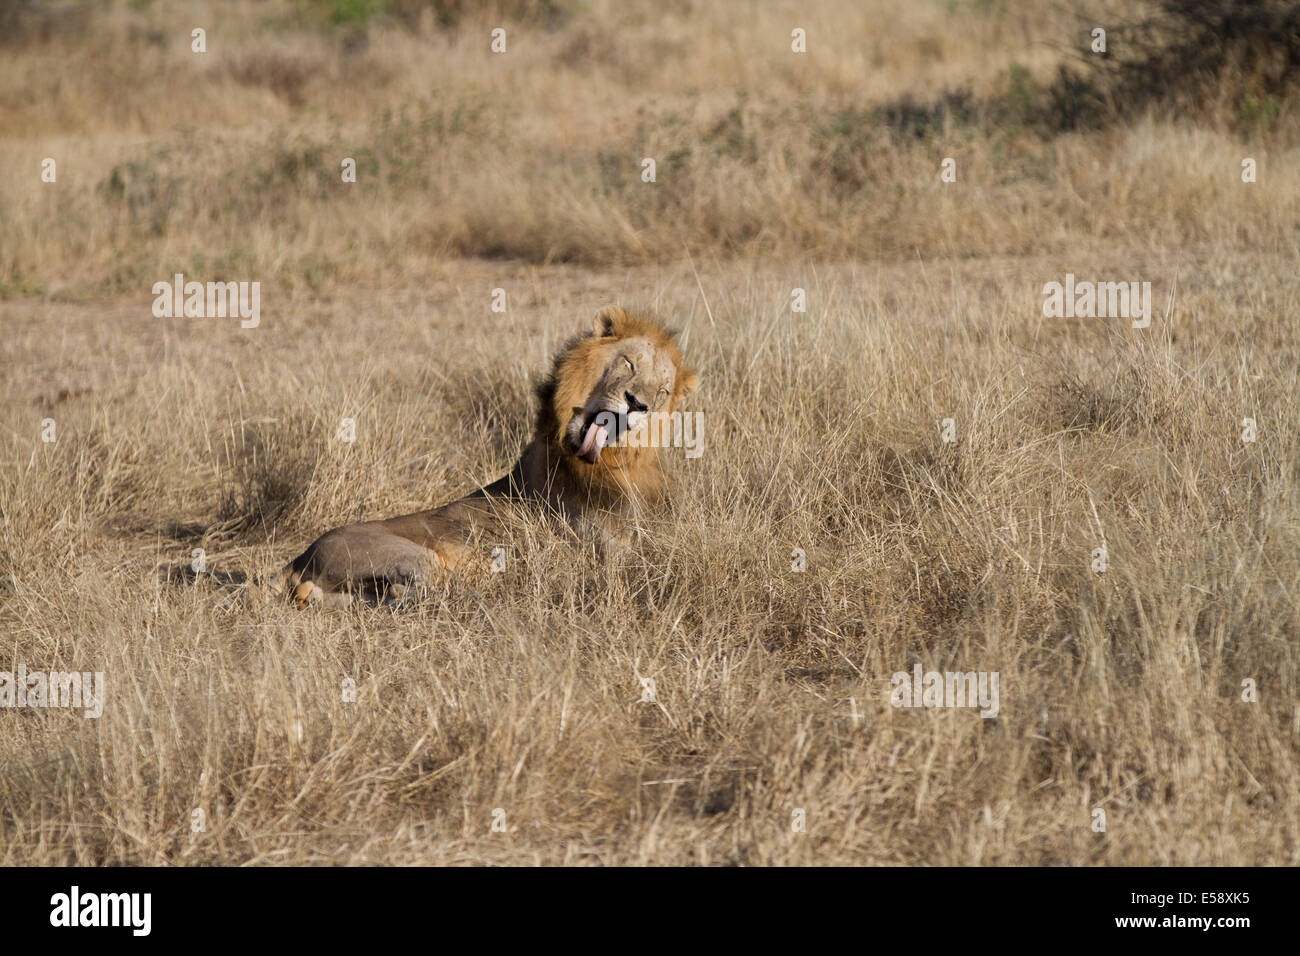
left=1, top=0, right=1299, bottom=865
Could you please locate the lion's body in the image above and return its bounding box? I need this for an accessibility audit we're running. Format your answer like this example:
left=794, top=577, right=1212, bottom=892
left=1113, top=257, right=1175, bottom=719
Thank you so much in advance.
left=269, top=307, right=698, bottom=606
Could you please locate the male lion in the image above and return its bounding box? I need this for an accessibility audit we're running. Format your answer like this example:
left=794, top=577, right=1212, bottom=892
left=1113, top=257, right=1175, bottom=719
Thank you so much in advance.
left=269, top=306, right=700, bottom=606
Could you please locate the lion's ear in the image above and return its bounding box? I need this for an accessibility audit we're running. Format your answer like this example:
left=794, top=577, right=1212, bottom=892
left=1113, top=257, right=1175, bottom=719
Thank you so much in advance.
left=593, top=306, right=628, bottom=338
left=676, top=369, right=700, bottom=401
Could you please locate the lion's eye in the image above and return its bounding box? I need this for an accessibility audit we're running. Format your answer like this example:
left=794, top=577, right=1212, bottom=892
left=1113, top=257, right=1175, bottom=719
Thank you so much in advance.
left=622, top=357, right=635, bottom=373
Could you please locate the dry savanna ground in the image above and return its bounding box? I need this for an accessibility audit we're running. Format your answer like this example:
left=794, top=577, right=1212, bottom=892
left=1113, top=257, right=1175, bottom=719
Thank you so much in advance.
left=1, top=0, right=1299, bottom=865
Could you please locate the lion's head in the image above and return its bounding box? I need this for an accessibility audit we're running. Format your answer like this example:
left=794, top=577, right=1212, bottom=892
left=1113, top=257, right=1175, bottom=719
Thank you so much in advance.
left=538, top=307, right=699, bottom=478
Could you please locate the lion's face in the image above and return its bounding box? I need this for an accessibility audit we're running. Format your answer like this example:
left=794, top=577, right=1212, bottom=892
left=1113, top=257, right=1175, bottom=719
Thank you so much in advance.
left=552, top=307, right=699, bottom=466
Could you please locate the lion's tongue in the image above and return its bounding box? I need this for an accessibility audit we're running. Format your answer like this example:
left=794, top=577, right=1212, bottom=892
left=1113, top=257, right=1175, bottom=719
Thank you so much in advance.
left=577, top=420, right=609, bottom=464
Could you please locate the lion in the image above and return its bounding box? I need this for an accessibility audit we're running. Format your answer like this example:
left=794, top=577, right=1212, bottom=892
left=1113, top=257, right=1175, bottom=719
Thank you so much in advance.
left=267, top=306, right=700, bottom=606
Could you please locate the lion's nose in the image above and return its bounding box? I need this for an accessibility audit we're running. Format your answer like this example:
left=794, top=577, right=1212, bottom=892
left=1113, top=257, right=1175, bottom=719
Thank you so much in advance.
left=625, top=391, right=648, bottom=414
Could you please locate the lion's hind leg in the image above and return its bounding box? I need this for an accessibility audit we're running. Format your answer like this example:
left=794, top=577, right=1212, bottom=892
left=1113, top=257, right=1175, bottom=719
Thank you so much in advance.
left=278, top=523, right=443, bottom=608
left=268, top=561, right=350, bottom=608
left=290, top=578, right=355, bottom=608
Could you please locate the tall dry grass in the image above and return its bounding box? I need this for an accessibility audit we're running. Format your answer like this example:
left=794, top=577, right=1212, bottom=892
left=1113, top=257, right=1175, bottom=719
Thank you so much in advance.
left=0, top=0, right=1298, bottom=864
left=3, top=0, right=1296, bottom=297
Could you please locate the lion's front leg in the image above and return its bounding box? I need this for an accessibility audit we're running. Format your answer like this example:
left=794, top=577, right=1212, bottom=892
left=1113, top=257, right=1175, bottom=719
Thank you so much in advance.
left=569, top=510, right=636, bottom=564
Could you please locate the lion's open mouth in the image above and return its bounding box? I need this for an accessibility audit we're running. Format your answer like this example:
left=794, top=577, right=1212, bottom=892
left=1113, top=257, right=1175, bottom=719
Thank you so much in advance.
left=575, top=416, right=610, bottom=464
left=570, top=408, right=625, bottom=464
